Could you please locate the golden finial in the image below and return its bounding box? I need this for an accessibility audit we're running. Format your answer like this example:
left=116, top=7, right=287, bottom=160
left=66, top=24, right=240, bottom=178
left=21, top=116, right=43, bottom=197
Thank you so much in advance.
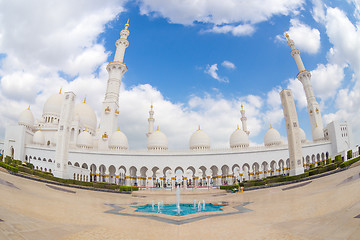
left=84, top=128, right=87, bottom=132
left=83, top=96, right=86, bottom=103
left=125, top=19, right=129, bottom=27
left=270, top=124, right=272, bottom=129
left=157, top=125, right=159, bottom=131
left=284, top=31, right=289, bottom=38
left=237, top=124, right=239, bottom=130
left=198, top=125, right=201, bottom=131
left=98, top=123, right=100, bottom=128
left=27, top=105, right=30, bottom=110
left=118, top=126, right=120, bottom=131
left=59, top=88, right=62, bottom=94
left=241, top=103, right=243, bottom=109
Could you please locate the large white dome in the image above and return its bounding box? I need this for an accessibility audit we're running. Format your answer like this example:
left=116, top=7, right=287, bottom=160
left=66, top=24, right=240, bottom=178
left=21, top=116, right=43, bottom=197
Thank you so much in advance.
left=147, top=128, right=168, bottom=150
left=74, top=102, right=97, bottom=133
left=230, top=126, right=249, bottom=148
left=109, top=130, right=129, bottom=150
left=43, top=92, right=64, bottom=117
left=312, top=125, right=324, bottom=142
left=190, top=127, right=210, bottom=150
left=18, top=107, right=34, bottom=128
left=264, top=126, right=282, bottom=146
left=33, top=130, right=45, bottom=145
left=76, top=131, right=93, bottom=149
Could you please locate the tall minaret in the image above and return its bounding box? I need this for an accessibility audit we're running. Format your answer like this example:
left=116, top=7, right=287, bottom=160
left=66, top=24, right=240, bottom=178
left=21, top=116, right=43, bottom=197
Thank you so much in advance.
left=54, top=91, right=75, bottom=179
left=280, top=89, right=304, bottom=176
left=240, top=103, right=250, bottom=135
left=98, top=20, right=130, bottom=149
left=286, top=32, right=324, bottom=141
left=146, top=104, right=155, bottom=137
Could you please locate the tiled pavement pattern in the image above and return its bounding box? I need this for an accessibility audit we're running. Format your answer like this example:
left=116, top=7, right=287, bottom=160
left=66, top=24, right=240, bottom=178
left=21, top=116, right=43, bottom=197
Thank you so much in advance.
left=0, top=166, right=360, bottom=239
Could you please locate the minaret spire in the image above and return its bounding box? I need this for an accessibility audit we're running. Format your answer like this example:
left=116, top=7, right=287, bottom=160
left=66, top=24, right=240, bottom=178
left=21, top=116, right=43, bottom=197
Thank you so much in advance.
left=286, top=32, right=324, bottom=141
left=146, top=104, right=155, bottom=137
left=98, top=20, right=130, bottom=150
left=240, top=104, right=250, bottom=135
left=113, top=20, right=130, bottom=63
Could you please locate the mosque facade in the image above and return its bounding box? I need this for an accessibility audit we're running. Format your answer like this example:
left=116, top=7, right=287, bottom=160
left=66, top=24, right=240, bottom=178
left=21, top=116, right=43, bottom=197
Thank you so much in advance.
left=0, top=22, right=354, bottom=188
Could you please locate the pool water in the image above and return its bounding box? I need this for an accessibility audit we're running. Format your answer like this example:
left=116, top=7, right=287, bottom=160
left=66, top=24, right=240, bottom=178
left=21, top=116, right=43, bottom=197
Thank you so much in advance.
left=134, top=203, right=226, bottom=216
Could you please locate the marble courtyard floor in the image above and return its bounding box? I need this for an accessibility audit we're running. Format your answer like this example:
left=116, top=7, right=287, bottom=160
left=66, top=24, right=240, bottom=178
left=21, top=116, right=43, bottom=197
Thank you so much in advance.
left=0, top=165, right=360, bottom=240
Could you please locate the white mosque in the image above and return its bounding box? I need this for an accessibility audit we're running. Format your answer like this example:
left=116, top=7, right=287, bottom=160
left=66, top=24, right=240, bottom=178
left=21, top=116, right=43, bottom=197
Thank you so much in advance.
left=0, top=22, right=354, bottom=188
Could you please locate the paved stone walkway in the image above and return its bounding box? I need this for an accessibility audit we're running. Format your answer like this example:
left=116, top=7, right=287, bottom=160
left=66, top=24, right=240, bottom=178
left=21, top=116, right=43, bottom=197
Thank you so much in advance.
left=0, top=165, right=360, bottom=239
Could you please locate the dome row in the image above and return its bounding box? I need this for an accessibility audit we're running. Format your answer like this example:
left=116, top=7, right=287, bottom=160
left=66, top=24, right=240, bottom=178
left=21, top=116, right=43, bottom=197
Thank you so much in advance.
left=31, top=125, right=307, bottom=149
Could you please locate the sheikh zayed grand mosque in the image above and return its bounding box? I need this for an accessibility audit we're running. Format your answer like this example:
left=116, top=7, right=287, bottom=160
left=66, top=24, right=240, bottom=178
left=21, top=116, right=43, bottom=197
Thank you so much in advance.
left=0, top=21, right=354, bottom=188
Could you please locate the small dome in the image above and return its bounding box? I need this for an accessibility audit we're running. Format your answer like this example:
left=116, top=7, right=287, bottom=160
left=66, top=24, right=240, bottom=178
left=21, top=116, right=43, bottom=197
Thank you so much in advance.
left=147, top=128, right=168, bottom=150
left=190, top=127, right=210, bottom=150
left=33, top=130, right=45, bottom=145
left=312, top=125, right=324, bottom=141
left=299, top=128, right=306, bottom=143
left=264, top=126, right=282, bottom=146
left=76, top=131, right=93, bottom=148
left=43, top=92, right=64, bottom=117
left=18, top=107, right=34, bottom=128
left=109, top=130, right=128, bottom=150
left=74, top=102, right=97, bottom=133
left=230, top=126, right=249, bottom=148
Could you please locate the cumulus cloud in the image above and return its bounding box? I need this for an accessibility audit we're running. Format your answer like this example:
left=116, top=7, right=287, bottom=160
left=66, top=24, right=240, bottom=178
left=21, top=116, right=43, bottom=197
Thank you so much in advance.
left=138, top=0, right=304, bottom=25
left=286, top=78, right=307, bottom=109
left=138, top=0, right=304, bottom=35
left=264, top=87, right=284, bottom=127
left=315, top=5, right=360, bottom=143
left=204, top=64, right=229, bottom=83
left=277, top=19, right=321, bottom=54
left=205, top=24, right=255, bottom=37
left=311, top=63, right=344, bottom=101
left=311, top=0, right=326, bottom=23
left=221, top=60, right=236, bottom=69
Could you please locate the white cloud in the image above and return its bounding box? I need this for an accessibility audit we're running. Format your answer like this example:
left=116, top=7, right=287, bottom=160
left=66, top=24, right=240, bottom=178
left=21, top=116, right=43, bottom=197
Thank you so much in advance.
left=204, top=64, right=229, bottom=83
left=264, top=87, right=284, bottom=127
left=315, top=5, right=360, bottom=144
left=221, top=60, right=236, bottom=69
left=139, top=0, right=304, bottom=25
left=311, top=0, right=326, bottom=23
left=311, top=63, right=344, bottom=101
left=205, top=24, right=255, bottom=36
left=325, top=7, right=360, bottom=73
left=139, top=0, right=304, bottom=36
left=277, top=19, right=321, bottom=54
left=286, top=77, right=307, bottom=109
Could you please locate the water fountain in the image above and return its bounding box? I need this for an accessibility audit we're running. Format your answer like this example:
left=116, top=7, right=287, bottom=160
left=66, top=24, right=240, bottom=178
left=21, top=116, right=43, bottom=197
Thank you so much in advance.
left=176, top=186, right=181, bottom=215
left=134, top=186, right=225, bottom=216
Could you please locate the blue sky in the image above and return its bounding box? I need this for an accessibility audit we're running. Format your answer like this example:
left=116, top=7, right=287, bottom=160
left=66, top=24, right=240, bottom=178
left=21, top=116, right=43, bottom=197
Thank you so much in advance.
left=0, top=0, right=359, bottom=149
